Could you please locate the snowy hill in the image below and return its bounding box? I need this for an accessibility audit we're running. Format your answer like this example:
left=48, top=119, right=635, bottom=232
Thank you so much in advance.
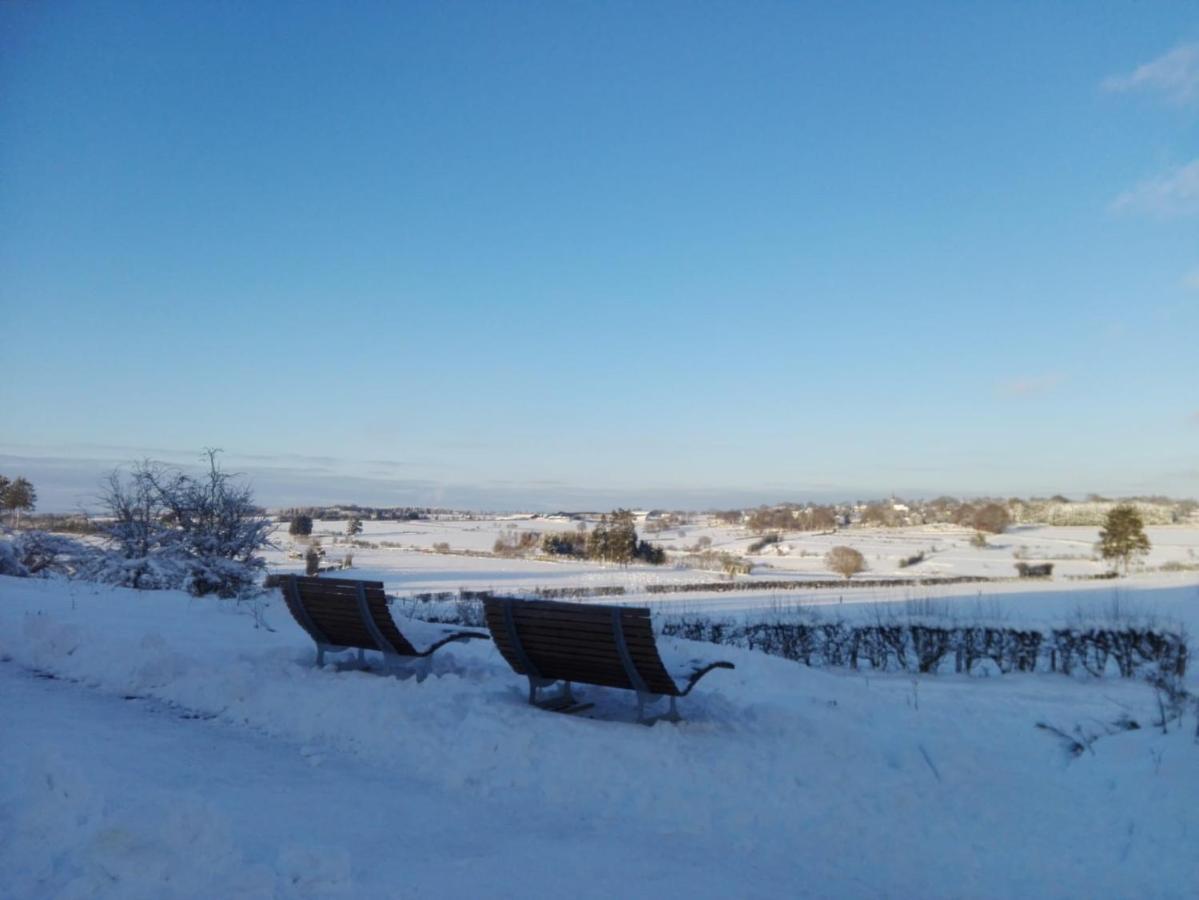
left=1, top=575, right=1197, bottom=898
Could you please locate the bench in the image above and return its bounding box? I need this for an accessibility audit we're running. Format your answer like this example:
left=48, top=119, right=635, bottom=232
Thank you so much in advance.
left=482, top=596, right=735, bottom=722
left=282, top=575, right=488, bottom=677
left=1015, top=562, right=1054, bottom=578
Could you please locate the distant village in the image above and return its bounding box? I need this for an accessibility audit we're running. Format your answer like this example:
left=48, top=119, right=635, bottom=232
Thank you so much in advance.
left=266, top=495, right=1198, bottom=530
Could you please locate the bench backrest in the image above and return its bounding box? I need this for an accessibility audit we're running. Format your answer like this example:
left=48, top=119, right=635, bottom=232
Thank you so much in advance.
left=483, top=596, right=678, bottom=696
left=283, top=575, right=418, bottom=656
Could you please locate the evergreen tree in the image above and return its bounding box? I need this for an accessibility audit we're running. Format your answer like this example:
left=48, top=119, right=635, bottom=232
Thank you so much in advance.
left=634, top=539, right=666, bottom=565
left=289, top=514, right=314, bottom=536
left=607, top=509, right=638, bottom=564
left=587, top=514, right=611, bottom=560
left=4, top=477, right=36, bottom=527
left=587, top=509, right=657, bottom=564
left=346, top=516, right=363, bottom=537
left=1098, top=504, right=1151, bottom=574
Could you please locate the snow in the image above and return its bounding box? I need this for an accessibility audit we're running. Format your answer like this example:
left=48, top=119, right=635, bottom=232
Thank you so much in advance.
left=271, top=520, right=1199, bottom=643
left=2, top=573, right=1198, bottom=898
left=271, top=518, right=1199, bottom=595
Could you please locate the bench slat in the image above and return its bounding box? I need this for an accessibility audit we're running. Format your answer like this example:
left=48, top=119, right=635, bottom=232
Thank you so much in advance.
left=484, top=614, right=660, bottom=645
left=488, top=626, right=657, bottom=649
left=505, top=609, right=653, bottom=625
left=498, top=643, right=661, bottom=670
left=299, top=577, right=384, bottom=589
left=496, top=599, right=651, bottom=617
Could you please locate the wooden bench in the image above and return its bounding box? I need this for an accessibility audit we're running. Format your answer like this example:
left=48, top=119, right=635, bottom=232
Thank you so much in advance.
left=282, top=575, right=488, bottom=677
left=482, top=596, right=735, bottom=722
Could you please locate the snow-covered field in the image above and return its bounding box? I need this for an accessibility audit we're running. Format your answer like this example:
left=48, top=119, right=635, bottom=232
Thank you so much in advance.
left=267, top=518, right=1199, bottom=626
left=2, top=570, right=1198, bottom=898
left=271, top=517, right=1199, bottom=585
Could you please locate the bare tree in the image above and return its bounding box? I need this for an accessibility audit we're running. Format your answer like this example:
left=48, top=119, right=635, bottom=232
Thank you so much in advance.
left=972, top=503, right=1011, bottom=535
left=93, top=450, right=273, bottom=597
left=96, top=461, right=174, bottom=589
left=807, top=506, right=838, bottom=531
left=826, top=545, right=866, bottom=580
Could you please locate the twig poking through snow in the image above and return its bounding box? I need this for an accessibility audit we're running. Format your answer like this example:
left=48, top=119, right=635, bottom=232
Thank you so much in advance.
left=918, top=744, right=942, bottom=783
left=1036, top=722, right=1089, bottom=759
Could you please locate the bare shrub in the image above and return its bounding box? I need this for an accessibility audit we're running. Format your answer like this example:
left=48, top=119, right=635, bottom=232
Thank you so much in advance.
left=825, top=546, right=866, bottom=580
left=92, top=451, right=272, bottom=597
left=972, top=503, right=1011, bottom=534
left=0, top=530, right=94, bottom=578
left=494, top=528, right=541, bottom=557
left=681, top=549, right=751, bottom=577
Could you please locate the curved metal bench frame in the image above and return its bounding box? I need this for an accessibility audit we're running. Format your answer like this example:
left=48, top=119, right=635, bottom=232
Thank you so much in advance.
left=282, top=575, right=487, bottom=678
left=485, top=596, right=734, bottom=723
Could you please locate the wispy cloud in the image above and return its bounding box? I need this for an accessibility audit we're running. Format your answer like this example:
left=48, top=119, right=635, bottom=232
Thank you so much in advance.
left=997, top=374, right=1063, bottom=398
left=1184, top=269, right=1199, bottom=291
left=1104, top=43, right=1199, bottom=106
left=1112, top=158, right=1199, bottom=217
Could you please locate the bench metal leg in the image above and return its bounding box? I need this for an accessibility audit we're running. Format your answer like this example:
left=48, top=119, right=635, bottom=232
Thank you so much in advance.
left=527, top=678, right=594, bottom=713
left=384, top=654, right=432, bottom=682
left=528, top=677, right=573, bottom=706
left=317, top=645, right=421, bottom=678
left=316, top=644, right=357, bottom=668
left=636, top=692, right=681, bottom=725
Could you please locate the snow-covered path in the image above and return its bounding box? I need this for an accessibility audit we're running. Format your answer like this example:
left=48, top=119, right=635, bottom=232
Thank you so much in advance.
left=0, top=664, right=803, bottom=899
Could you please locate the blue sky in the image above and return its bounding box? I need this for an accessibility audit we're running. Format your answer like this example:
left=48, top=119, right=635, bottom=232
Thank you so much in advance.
left=2, top=2, right=1196, bottom=511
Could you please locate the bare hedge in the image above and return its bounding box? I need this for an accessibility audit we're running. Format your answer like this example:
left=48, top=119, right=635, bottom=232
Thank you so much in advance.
left=659, top=618, right=1187, bottom=679
left=644, top=575, right=995, bottom=594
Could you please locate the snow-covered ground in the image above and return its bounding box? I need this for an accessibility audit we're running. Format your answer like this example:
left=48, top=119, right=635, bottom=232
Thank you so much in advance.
left=2, top=574, right=1198, bottom=898
left=267, top=519, right=1199, bottom=631
left=270, top=518, right=1199, bottom=592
